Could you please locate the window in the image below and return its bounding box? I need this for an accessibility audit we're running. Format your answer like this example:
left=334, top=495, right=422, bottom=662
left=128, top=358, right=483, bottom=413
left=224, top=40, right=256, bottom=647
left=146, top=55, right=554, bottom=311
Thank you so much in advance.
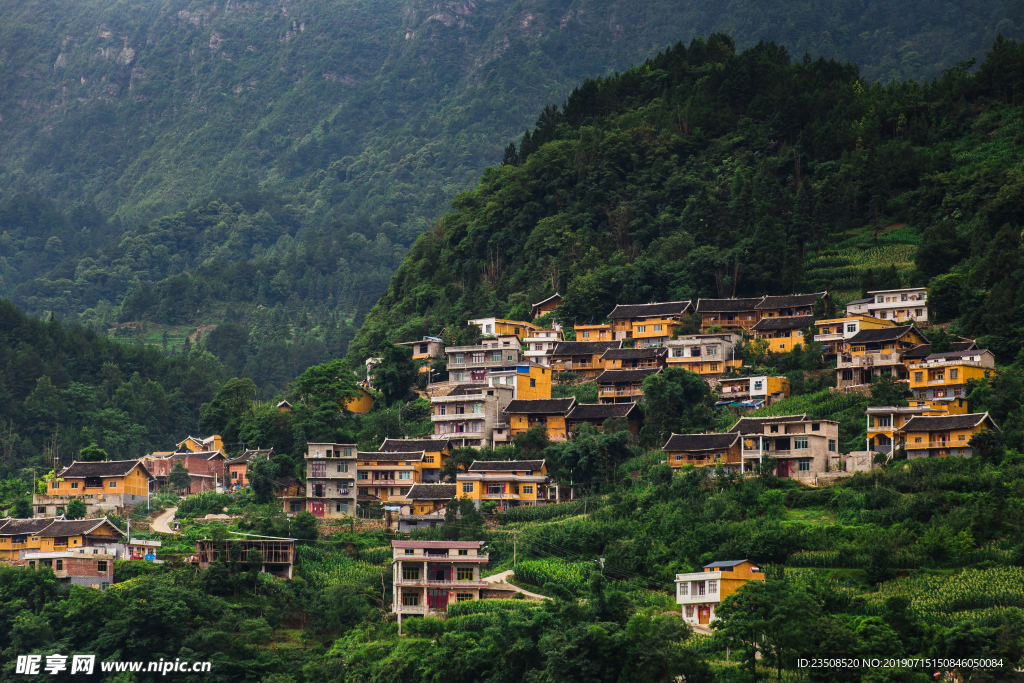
left=403, top=567, right=421, bottom=580
left=337, top=462, right=348, bottom=473
left=97, top=561, right=108, bottom=572
left=336, top=502, right=348, bottom=513
left=842, top=370, right=854, bottom=381
left=311, top=463, right=326, bottom=477
left=485, top=324, right=493, bottom=334
left=770, top=425, right=778, bottom=433
left=706, top=346, right=719, bottom=357
left=901, top=293, right=908, bottom=301
left=811, top=423, right=820, bottom=431
left=458, top=549, right=469, bottom=556
left=581, top=331, right=590, bottom=339
left=405, top=548, right=415, bottom=555
left=678, top=582, right=688, bottom=596
left=530, top=378, right=536, bottom=388
left=71, top=482, right=78, bottom=489
left=453, top=353, right=465, bottom=364
left=637, top=325, right=646, bottom=333
left=915, top=437, right=922, bottom=443
left=487, top=484, right=504, bottom=494
left=795, top=437, right=808, bottom=450
left=828, top=439, right=837, bottom=452
left=876, top=296, right=884, bottom=304
left=654, top=324, right=662, bottom=331
left=950, top=369, right=958, bottom=379
left=231, top=471, right=238, bottom=479
left=696, top=581, right=706, bottom=596
left=708, top=580, right=718, bottom=593
left=402, top=593, right=420, bottom=606
left=55, top=559, right=63, bottom=571
left=754, top=381, right=763, bottom=391
left=358, top=471, right=370, bottom=480
left=108, top=481, right=117, bottom=488
left=916, top=309, right=923, bottom=317
left=847, top=324, right=857, bottom=333
left=798, top=459, right=811, bottom=472
left=457, top=567, right=474, bottom=581
left=685, top=605, right=694, bottom=618
left=779, top=344, right=786, bottom=350
left=879, top=311, right=887, bottom=319
left=522, top=485, right=534, bottom=494
left=456, top=593, right=473, bottom=601
left=462, top=482, right=474, bottom=493
left=958, top=434, right=966, bottom=441
left=425, top=455, right=435, bottom=463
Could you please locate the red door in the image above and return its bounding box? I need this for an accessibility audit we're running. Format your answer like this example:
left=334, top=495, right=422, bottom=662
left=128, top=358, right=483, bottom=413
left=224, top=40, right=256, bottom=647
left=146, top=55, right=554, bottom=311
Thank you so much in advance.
left=776, top=460, right=790, bottom=478
left=310, top=502, right=325, bottom=518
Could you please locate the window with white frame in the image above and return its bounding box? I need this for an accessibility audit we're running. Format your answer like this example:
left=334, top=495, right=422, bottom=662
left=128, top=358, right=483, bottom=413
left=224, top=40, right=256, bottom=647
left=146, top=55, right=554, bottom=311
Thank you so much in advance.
left=795, top=437, right=809, bottom=449
left=678, top=582, right=688, bottom=597
left=708, top=580, right=718, bottom=593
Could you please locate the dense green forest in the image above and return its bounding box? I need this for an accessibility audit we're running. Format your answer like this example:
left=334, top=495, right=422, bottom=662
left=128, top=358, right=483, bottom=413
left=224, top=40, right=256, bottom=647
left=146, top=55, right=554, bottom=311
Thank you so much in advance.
left=352, top=35, right=1024, bottom=363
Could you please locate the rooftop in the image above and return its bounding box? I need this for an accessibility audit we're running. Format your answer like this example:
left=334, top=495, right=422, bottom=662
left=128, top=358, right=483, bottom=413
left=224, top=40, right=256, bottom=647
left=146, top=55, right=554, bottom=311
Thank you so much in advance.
left=663, top=432, right=740, bottom=451
left=467, top=460, right=545, bottom=472
left=751, top=316, right=812, bottom=332
left=755, top=292, right=826, bottom=309
left=38, top=518, right=121, bottom=538
left=392, top=540, right=483, bottom=549
left=900, top=413, right=998, bottom=433
left=550, top=341, right=622, bottom=356
left=57, top=460, right=152, bottom=479
left=607, top=301, right=692, bottom=319
left=358, top=451, right=425, bottom=462
left=404, top=483, right=457, bottom=500
left=704, top=559, right=753, bottom=568
left=504, top=398, right=576, bottom=415
left=695, top=297, right=765, bottom=313
left=600, top=347, right=667, bottom=360
left=923, top=349, right=991, bottom=362
left=380, top=438, right=451, bottom=453
left=727, top=414, right=809, bottom=434
left=846, top=326, right=923, bottom=345
left=567, top=402, right=639, bottom=420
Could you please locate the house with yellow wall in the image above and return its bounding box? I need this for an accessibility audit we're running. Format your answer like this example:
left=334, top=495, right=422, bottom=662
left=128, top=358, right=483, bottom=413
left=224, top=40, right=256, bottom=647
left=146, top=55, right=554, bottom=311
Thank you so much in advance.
left=380, top=438, right=452, bottom=481
left=908, top=349, right=994, bottom=410
left=345, top=386, right=375, bottom=414
left=456, top=460, right=549, bottom=509
left=896, top=412, right=999, bottom=459
left=836, top=325, right=929, bottom=389
left=696, top=297, right=764, bottom=332
left=531, top=294, right=563, bottom=320
left=750, top=316, right=810, bottom=354
left=676, top=560, right=765, bottom=625
left=504, top=398, right=576, bottom=442
left=549, top=341, right=622, bottom=378
left=813, top=315, right=895, bottom=356
left=468, top=317, right=539, bottom=341
left=665, top=333, right=742, bottom=377
left=574, top=323, right=614, bottom=341
left=756, top=292, right=826, bottom=318
left=595, top=368, right=661, bottom=404
left=177, top=434, right=225, bottom=455
left=356, top=450, right=426, bottom=503
left=0, top=518, right=124, bottom=564
left=565, top=402, right=641, bottom=441
left=865, top=405, right=948, bottom=456
left=607, top=301, right=693, bottom=345
left=600, top=347, right=667, bottom=370
left=716, top=376, right=790, bottom=410
left=403, top=483, right=457, bottom=516
left=35, top=460, right=153, bottom=518
left=662, top=432, right=743, bottom=470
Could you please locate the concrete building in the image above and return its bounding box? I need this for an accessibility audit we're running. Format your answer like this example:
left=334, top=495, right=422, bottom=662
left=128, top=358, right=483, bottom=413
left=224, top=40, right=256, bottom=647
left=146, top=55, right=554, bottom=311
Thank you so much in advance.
left=729, top=414, right=841, bottom=477
left=395, top=336, right=445, bottom=375
left=665, top=333, right=742, bottom=378
left=813, top=315, right=895, bottom=356
left=836, top=326, right=928, bottom=389
left=431, top=384, right=514, bottom=448
left=676, top=560, right=765, bottom=625
left=467, top=318, right=538, bottom=341
left=446, top=335, right=522, bottom=384
left=865, top=405, right=950, bottom=455
left=392, top=540, right=489, bottom=631
left=305, top=442, right=357, bottom=518
left=908, top=348, right=995, bottom=408
left=522, top=329, right=563, bottom=366
left=865, top=287, right=929, bottom=323
left=716, top=376, right=790, bottom=411
left=25, top=548, right=116, bottom=590
left=456, top=460, right=548, bottom=509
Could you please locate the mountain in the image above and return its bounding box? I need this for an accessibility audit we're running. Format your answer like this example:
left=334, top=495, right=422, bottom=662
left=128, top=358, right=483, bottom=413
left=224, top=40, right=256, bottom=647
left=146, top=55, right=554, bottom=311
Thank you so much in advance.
left=350, top=35, right=1024, bottom=361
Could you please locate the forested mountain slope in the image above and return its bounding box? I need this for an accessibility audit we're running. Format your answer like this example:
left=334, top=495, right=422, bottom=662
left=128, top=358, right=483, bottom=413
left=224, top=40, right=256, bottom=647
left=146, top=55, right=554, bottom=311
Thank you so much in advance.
left=351, top=35, right=1024, bottom=361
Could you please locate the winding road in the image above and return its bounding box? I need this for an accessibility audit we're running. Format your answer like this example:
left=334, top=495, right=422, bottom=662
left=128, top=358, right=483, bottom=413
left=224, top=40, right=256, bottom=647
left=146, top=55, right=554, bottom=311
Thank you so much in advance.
left=482, top=570, right=547, bottom=600
left=151, top=507, right=179, bottom=534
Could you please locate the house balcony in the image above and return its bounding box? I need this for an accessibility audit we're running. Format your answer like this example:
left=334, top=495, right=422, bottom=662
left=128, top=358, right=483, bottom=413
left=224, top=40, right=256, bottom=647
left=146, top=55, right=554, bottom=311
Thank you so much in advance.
left=813, top=332, right=845, bottom=342
left=436, top=430, right=486, bottom=439
left=395, top=579, right=489, bottom=587
left=432, top=412, right=484, bottom=421
left=599, top=387, right=644, bottom=397
left=837, top=353, right=902, bottom=368
left=395, top=554, right=489, bottom=562
left=448, top=359, right=516, bottom=371
left=907, top=441, right=965, bottom=449
left=766, top=450, right=794, bottom=457
left=457, top=473, right=547, bottom=483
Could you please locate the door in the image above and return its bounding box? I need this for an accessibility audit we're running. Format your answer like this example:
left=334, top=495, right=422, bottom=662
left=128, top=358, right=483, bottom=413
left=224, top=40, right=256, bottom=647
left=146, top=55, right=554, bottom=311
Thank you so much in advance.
left=309, top=502, right=325, bottom=518
left=776, top=460, right=790, bottom=478
left=698, top=605, right=711, bottom=625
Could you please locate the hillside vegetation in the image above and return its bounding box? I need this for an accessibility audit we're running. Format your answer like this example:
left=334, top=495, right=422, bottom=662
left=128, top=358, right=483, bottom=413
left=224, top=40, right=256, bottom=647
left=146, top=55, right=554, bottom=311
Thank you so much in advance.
left=352, top=35, right=1024, bottom=362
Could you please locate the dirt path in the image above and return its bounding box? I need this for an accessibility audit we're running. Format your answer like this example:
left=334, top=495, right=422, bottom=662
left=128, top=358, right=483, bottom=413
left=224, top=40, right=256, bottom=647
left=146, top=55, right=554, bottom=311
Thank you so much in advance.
left=482, top=569, right=547, bottom=600
left=152, top=507, right=178, bottom=534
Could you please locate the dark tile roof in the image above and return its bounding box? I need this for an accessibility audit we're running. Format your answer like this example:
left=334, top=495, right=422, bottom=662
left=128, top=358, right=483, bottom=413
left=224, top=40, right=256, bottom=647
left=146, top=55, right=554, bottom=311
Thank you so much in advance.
left=727, top=415, right=808, bottom=434
left=846, top=326, right=923, bottom=345
left=901, top=343, right=932, bottom=359
left=594, top=368, right=661, bottom=384
left=504, top=398, right=576, bottom=415
left=405, top=484, right=457, bottom=500
left=0, top=518, right=57, bottom=536
left=58, top=460, right=152, bottom=479
left=607, top=301, right=692, bottom=319
left=274, top=476, right=301, bottom=488
left=846, top=297, right=873, bottom=306
left=467, top=460, right=545, bottom=472
left=952, top=341, right=978, bottom=352
left=531, top=293, right=562, bottom=307
left=567, top=402, right=639, bottom=420
left=358, top=451, right=425, bottom=462
left=550, top=341, right=622, bottom=356
left=756, top=292, right=826, bottom=309
left=662, top=433, right=739, bottom=451
left=900, top=413, right=997, bottom=433
left=924, top=349, right=990, bottom=361
left=600, top=347, right=667, bottom=360
left=446, top=384, right=507, bottom=396
left=751, top=316, right=812, bottom=332
left=696, top=297, right=765, bottom=313
left=380, top=438, right=451, bottom=453
left=39, top=519, right=121, bottom=538
left=704, top=559, right=751, bottom=568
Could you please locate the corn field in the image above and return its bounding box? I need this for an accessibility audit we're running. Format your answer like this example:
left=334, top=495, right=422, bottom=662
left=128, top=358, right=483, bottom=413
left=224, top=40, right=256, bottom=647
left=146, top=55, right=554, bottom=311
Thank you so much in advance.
left=499, top=500, right=591, bottom=524
left=870, top=567, right=1024, bottom=619
left=446, top=599, right=539, bottom=618
left=295, top=545, right=387, bottom=590
left=514, top=559, right=592, bottom=594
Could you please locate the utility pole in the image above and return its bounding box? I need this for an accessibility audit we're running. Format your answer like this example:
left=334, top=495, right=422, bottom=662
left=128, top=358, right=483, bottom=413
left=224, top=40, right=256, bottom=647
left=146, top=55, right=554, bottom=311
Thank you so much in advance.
left=513, top=529, right=517, bottom=568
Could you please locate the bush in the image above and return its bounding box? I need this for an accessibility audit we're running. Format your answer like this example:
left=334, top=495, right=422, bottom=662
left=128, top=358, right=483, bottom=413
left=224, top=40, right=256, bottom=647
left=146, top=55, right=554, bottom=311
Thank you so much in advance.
left=176, top=490, right=235, bottom=518
left=446, top=599, right=540, bottom=617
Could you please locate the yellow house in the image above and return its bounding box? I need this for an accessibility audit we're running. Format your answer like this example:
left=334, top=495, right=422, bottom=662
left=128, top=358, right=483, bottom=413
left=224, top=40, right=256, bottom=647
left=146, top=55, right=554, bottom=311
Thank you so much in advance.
left=456, top=460, right=548, bottom=509
left=896, top=412, right=999, bottom=458
left=0, top=518, right=124, bottom=563
left=596, top=368, right=661, bottom=404
left=717, top=376, right=790, bottom=408
left=662, top=432, right=743, bottom=470
left=531, top=294, right=563, bottom=319
left=379, top=438, right=452, bottom=475
left=404, top=483, right=458, bottom=515
left=468, top=317, right=539, bottom=341
left=755, top=292, right=826, bottom=318
left=177, top=435, right=225, bottom=455
left=345, top=386, right=375, bottom=414
left=515, top=362, right=552, bottom=399
left=356, top=450, right=427, bottom=502
left=908, top=349, right=994, bottom=409
left=600, top=347, right=667, bottom=370
left=866, top=405, right=952, bottom=455
left=549, top=341, right=622, bottom=379
left=504, top=398, right=576, bottom=442
left=607, top=301, right=693, bottom=345
left=46, top=460, right=153, bottom=501
left=574, top=323, right=614, bottom=341
left=750, top=316, right=810, bottom=354
left=844, top=325, right=928, bottom=356
left=813, top=315, right=895, bottom=356
left=676, top=559, right=766, bottom=625
left=695, top=298, right=764, bottom=332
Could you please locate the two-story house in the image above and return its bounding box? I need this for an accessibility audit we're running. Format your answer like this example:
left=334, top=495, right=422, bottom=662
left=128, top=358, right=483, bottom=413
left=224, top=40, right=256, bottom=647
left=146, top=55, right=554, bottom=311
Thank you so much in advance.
left=226, top=448, right=274, bottom=490
left=756, top=292, right=826, bottom=318
left=896, top=413, right=999, bottom=459
left=606, top=301, right=694, bottom=345
left=356, top=451, right=426, bottom=503
left=0, top=517, right=124, bottom=564
left=380, top=438, right=451, bottom=482
left=305, top=443, right=357, bottom=518
left=574, top=323, right=614, bottom=341
left=600, top=347, right=667, bottom=370
left=531, top=294, right=563, bottom=321
left=485, top=362, right=553, bottom=400
left=696, top=297, right=764, bottom=332
left=665, top=333, right=742, bottom=378
left=750, top=316, right=811, bottom=354
left=456, top=460, right=548, bottom=509
left=813, top=315, right=896, bottom=356
left=402, top=483, right=457, bottom=516
left=431, top=384, right=514, bottom=448
left=467, top=318, right=538, bottom=341
left=396, top=336, right=445, bottom=375
left=866, top=287, right=929, bottom=322
left=716, top=376, right=790, bottom=410
left=729, top=414, right=840, bottom=477
left=548, top=340, right=622, bottom=379
left=143, top=451, right=224, bottom=494
left=676, top=560, right=765, bottom=625
left=446, top=335, right=522, bottom=384
left=866, top=405, right=949, bottom=455
left=662, top=432, right=743, bottom=470
left=392, top=540, right=489, bottom=632
left=836, top=326, right=928, bottom=389
left=595, top=367, right=661, bottom=404
left=565, top=402, right=641, bottom=441
left=908, top=349, right=995, bottom=409
left=36, top=460, right=153, bottom=518
left=503, top=398, right=577, bottom=442
left=522, top=329, right=563, bottom=366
